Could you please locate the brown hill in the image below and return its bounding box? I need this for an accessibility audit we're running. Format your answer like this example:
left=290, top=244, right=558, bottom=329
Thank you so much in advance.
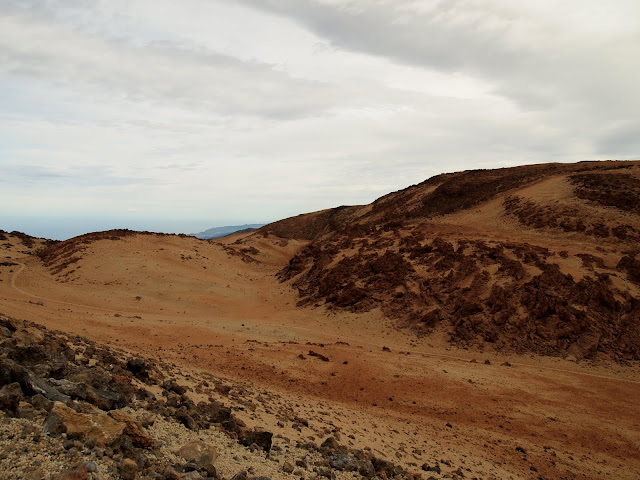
left=263, top=160, right=640, bottom=360
left=9, top=161, right=640, bottom=361
left=3, top=167, right=640, bottom=479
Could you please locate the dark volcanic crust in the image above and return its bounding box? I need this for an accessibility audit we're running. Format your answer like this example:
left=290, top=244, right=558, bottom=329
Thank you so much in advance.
left=273, top=161, right=640, bottom=360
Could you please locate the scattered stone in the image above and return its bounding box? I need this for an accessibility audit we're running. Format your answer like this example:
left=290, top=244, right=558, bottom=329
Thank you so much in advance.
left=50, top=466, right=88, bottom=480
left=319, top=436, right=340, bottom=453
left=329, top=452, right=359, bottom=471
left=30, top=393, right=54, bottom=412
left=43, top=401, right=125, bottom=446
left=12, top=327, right=46, bottom=348
left=86, top=385, right=126, bottom=411
left=230, top=471, right=248, bottom=480
left=421, top=463, right=441, bottom=474
left=0, top=358, right=70, bottom=403
left=81, top=461, right=98, bottom=473
left=0, top=382, right=23, bottom=413
left=162, top=379, right=187, bottom=395
left=126, top=358, right=149, bottom=381
left=177, top=440, right=218, bottom=467
left=119, top=458, right=138, bottom=480
left=240, top=430, right=273, bottom=453
left=176, top=410, right=198, bottom=430
left=308, top=351, right=329, bottom=362
left=181, top=472, right=204, bottom=480
left=109, top=409, right=155, bottom=448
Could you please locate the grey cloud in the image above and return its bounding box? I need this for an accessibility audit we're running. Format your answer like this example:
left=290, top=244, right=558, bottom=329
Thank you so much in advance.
left=0, top=6, right=341, bottom=120
left=596, top=125, right=640, bottom=157
left=1, top=164, right=157, bottom=187
left=241, top=0, right=524, bottom=75
left=239, top=1, right=640, bottom=118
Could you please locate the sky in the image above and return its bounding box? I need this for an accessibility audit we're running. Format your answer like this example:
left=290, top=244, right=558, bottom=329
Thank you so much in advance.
left=1, top=0, right=639, bottom=240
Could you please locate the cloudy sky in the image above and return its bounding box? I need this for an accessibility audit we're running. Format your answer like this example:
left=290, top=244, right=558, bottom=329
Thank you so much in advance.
left=2, top=0, right=639, bottom=239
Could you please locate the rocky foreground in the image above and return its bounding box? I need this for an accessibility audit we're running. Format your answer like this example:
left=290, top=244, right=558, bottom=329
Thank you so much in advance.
left=0, top=315, right=431, bottom=480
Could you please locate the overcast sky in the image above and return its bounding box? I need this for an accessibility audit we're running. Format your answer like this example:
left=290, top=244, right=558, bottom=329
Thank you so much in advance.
left=2, top=0, right=639, bottom=239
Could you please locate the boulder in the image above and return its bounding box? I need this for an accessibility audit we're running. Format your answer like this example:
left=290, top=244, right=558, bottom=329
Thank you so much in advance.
left=48, top=379, right=88, bottom=400
left=86, top=385, right=126, bottom=411
left=240, top=430, right=273, bottom=452
left=43, top=401, right=125, bottom=446
left=109, top=410, right=155, bottom=448
left=50, top=466, right=88, bottom=480
left=126, top=358, right=149, bottom=381
left=319, top=436, right=340, bottom=453
left=0, top=382, right=23, bottom=413
left=0, top=358, right=70, bottom=403
left=177, top=440, right=218, bottom=467
left=162, top=379, right=187, bottom=395
left=230, top=471, right=247, bottom=480
left=329, top=452, right=359, bottom=472
left=13, top=327, right=45, bottom=348
left=119, top=458, right=138, bottom=480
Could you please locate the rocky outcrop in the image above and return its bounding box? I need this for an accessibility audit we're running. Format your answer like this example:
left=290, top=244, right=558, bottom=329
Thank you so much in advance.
left=274, top=162, right=640, bottom=360
left=0, top=314, right=416, bottom=479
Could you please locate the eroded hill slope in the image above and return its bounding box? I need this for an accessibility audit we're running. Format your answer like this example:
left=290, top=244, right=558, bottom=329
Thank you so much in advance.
left=259, top=161, right=640, bottom=360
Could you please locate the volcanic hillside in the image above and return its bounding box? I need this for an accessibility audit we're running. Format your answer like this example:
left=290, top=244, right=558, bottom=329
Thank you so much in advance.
left=3, top=164, right=640, bottom=479
left=8, top=161, right=640, bottom=362
left=255, top=161, right=640, bottom=360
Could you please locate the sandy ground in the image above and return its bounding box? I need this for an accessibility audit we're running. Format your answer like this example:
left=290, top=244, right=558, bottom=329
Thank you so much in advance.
left=1, top=229, right=639, bottom=480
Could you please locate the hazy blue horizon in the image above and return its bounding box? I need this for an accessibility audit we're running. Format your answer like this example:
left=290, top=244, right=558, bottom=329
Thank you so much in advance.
left=1, top=216, right=273, bottom=241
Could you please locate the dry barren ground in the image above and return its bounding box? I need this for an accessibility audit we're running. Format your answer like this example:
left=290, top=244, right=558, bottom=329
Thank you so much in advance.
left=1, top=230, right=639, bottom=480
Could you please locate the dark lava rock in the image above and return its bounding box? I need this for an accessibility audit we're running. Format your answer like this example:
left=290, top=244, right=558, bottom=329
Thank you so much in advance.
left=0, top=358, right=70, bottom=403
left=240, top=430, right=273, bottom=453
left=422, top=463, right=441, bottom=474
left=319, top=436, right=340, bottom=453
left=0, top=382, right=23, bottom=413
left=30, top=393, right=54, bottom=412
left=176, top=410, right=199, bottom=430
left=230, top=471, right=248, bottom=480
left=86, top=386, right=126, bottom=411
left=328, top=452, right=359, bottom=472
left=48, top=379, right=88, bottom=400
left=126, top=358, right=149, bottom=381
left=50, top=465, right=89, bottom=480
left=163, top=379, right=187, bottom=395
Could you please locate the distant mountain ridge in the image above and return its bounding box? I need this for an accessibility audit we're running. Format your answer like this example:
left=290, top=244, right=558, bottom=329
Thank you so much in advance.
left=189, top=224, right=264, bottom=239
